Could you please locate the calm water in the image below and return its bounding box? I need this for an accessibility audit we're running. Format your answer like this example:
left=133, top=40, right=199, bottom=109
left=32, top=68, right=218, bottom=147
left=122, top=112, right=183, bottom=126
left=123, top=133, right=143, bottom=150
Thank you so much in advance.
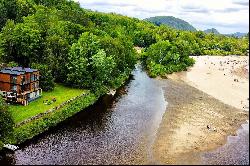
left=0, top=64, right=248, bottom=165
left=1, top=64, right=167, bottom=165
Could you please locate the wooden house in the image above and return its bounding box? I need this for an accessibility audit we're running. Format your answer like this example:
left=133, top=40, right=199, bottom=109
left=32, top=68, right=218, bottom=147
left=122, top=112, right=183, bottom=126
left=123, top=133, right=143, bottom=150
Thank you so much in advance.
left=0, top=67, right=42, bottom=106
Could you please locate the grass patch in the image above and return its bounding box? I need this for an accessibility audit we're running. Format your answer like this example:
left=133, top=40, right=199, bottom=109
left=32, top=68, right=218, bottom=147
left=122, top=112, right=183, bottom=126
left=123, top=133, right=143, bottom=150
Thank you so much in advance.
left=9, top=84, right=86, bottom=124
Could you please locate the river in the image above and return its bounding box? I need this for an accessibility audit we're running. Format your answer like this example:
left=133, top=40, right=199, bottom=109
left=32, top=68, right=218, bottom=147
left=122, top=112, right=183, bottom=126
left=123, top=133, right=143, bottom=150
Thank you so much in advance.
left=0, top=64, right=248, bottom=165
left=1, top=64, right=167, bottom=165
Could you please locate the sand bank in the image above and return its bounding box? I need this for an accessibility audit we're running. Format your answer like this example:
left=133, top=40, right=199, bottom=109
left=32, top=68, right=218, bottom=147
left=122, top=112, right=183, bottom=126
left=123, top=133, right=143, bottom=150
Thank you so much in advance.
left=152, top=55, right=249, bottom=164
left=170, top=55, right=249, bottom=110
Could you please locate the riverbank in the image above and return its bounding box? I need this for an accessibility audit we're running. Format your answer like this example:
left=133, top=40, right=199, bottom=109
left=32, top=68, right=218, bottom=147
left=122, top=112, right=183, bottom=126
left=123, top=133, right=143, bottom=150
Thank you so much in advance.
left=1, top=72, right=131, bottom=151
left=152, top=55, right=249, bottom=164
left=170, top=55, right=249, bottom=110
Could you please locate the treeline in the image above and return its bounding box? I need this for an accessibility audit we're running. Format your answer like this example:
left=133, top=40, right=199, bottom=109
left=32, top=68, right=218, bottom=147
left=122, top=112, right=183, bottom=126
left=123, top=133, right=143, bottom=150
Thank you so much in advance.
left=0, top=0, right=249, bottom=88
left=0, top=0, right=137, bottom=93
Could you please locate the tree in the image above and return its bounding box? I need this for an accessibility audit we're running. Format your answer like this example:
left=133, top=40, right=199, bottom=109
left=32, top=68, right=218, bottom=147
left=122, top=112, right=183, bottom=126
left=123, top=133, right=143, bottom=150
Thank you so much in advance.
left=31, top=63, right=55, bottom=91
left=0, top=21, right=44, bottom=66
left=0, top=2, right=7, bottom=30
left=91, top=49, right=116, bottom=88
left=66, top=32, right=101, bottom=88
left=0, top=0, right=35, bottom=29
left=144, top=40, right=195, bottom=77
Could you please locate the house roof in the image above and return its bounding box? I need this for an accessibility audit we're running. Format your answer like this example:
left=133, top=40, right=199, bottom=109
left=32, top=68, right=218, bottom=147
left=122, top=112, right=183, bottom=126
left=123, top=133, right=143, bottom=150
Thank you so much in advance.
left=0, top=67, right=38, bottom=75
left=0, top=69, right=25, bottom=75
left=5, top=67, right=38, bottom=73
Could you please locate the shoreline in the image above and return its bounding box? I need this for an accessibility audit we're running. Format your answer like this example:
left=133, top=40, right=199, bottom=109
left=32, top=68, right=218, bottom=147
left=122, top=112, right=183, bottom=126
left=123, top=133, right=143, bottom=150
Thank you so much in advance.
left=1, top=72, right=132, bottom=152
left=170, top=55, right=249, bottom=110
left=152, top=55, right=249, bottom=164
left=152, top=78, right=248, bottom=164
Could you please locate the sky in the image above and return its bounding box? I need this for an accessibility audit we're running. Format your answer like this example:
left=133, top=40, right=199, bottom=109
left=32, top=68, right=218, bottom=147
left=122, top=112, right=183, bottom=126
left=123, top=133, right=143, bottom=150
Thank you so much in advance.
left=73, top=0, right=249, bottom=34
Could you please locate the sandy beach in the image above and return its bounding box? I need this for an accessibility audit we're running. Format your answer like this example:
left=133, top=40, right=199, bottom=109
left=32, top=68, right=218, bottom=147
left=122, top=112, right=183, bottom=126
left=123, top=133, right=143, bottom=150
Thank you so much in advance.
left=171, top=55, right=249, bottom=110
left=152, top=55, right=249, bottom=164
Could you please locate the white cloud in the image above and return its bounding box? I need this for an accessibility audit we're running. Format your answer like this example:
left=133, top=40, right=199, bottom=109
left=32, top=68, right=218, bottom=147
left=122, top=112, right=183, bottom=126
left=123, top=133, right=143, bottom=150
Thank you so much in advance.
left=74, top=0, right=249, bottom=34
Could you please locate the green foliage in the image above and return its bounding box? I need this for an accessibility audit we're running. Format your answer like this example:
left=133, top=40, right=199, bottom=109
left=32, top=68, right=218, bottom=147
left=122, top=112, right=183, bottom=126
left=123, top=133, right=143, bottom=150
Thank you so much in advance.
left=6, top=61, right=19, bottom=67
left=91, top=49, right=116, bottom=87
left=66, top=32, right=100, bottom=88
left=134, top=23, right=157, bottom=47
left=0, top=96, right=14, bottom=143
left=0, top=0, right=247, bottom=81
left=0, top=0, right=18, bottom=28
left=0, top=140, right=3, bottom=150
left=0, top=20, right=43, bottom=66
left=12, top=92, right=98, bottom=144
left=0, top=2, right=7, bottom=30
left=31, top=63, right=55, bottom=91
left=9, top=84, right=85, bottom=123
left=66, top=32, right=136, bottom=90
left=0, top=0, right=35, bottom=30
left=144, top=40, right=195, bottom=77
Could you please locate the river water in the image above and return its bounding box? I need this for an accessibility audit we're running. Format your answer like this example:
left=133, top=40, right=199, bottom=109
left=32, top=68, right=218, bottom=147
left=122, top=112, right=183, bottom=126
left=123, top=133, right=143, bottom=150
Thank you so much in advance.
left=1, top=64, right=167, bottom=165
left=0, top=64, right=248, bottom=165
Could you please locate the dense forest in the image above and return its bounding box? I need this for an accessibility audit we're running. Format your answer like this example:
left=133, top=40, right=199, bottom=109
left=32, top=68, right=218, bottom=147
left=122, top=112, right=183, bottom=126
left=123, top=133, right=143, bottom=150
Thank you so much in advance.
left=0, top=0, right=249, bottom=87
left=144, top=16, right=197, bottom=32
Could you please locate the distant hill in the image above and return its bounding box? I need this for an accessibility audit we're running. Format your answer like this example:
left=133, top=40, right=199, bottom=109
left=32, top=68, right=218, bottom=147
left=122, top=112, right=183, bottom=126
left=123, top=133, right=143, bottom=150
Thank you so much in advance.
left=144, top=16, right=197, bottom=31
left=228, top=32, right=247, bottom=38
left=204, top=28, right=220, bottom=34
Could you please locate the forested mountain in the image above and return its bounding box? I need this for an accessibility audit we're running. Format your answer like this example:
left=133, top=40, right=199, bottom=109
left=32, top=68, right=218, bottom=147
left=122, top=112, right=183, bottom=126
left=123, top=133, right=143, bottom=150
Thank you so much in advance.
left=144, top=16, right=197, bottom=31
left=204, top=28, right=220, bottom=34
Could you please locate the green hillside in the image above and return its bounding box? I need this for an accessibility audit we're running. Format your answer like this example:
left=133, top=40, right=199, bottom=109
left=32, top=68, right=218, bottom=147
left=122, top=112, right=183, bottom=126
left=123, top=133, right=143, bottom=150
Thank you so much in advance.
left=144, top=16, right=197, bottom=31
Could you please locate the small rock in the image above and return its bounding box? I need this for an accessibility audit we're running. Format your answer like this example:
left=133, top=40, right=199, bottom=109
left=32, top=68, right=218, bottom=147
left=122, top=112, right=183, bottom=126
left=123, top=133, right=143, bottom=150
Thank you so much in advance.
left=207, top=125, right=211, bottom=129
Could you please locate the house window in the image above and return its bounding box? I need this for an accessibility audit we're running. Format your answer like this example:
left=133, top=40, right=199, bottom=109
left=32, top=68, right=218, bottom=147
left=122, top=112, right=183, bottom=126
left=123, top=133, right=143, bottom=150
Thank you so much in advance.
left=11, top=85, right=17, bottom=91
left=10, top=75, right=17, bottom=84
left=30, top=74, right=35, bottom=82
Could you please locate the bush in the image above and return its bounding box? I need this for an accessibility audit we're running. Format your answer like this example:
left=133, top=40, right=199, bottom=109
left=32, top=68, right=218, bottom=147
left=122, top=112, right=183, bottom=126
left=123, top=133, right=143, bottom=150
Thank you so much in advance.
left=0, top=96, right=14, bottom=143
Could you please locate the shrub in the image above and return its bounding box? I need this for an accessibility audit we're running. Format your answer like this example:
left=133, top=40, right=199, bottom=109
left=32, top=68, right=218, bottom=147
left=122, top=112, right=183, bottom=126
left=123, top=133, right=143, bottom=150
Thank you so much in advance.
left=0, top=96, right=14, bottom=143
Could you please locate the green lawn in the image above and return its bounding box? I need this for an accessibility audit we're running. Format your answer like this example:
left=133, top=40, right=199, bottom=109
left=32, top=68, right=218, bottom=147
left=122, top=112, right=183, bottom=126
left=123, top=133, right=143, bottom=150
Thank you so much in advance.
left=9, top=84, right=86, bottom=124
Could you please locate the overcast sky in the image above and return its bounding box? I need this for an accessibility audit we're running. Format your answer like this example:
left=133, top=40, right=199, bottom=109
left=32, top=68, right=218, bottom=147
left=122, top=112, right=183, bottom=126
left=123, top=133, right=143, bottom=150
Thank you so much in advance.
left=73, top=0, right=249, bottom=34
